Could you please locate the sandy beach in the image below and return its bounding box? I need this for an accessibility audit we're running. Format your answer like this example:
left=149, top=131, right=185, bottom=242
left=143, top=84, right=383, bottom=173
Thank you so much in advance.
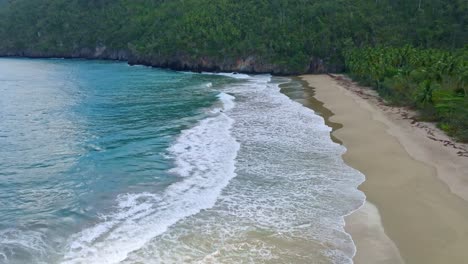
left=300, top=75, right=468, bottom=264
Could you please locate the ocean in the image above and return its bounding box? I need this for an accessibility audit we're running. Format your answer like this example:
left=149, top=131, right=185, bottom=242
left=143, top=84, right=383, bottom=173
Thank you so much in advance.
left=0, top=58, right=364, bottom=264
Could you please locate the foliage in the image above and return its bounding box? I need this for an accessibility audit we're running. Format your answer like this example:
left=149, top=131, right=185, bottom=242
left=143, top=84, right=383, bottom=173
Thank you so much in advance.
left=0, top=0, right=466, bottom=72
left=345, top=46, right=468, bottom=141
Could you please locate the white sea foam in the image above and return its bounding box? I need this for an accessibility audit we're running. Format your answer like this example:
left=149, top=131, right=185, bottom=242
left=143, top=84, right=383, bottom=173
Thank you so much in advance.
left=61, top=74, right=364, bottom=264
left=201, top=72, right=250, bottom=79
left=119, top=75, right=365, bottom=264
left=0, top=229, right=50, bottom=262
left=223, top=76, right=365, bottom=263
left=60, top=93, right=240, bottom=264
left=208, top=92, right=236, bottom=115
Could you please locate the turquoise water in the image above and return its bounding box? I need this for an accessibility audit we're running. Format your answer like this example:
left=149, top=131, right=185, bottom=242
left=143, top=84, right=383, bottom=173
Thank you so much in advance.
left=0, top=59, right=365, bottom=264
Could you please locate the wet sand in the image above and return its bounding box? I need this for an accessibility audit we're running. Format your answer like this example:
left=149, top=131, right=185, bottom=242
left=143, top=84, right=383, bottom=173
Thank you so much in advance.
left=300, top=74, right=468, bottom=264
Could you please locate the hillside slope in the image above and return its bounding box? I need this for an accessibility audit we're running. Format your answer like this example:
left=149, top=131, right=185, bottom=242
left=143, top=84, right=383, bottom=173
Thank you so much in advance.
left=0, top=0, right=466, bottom=74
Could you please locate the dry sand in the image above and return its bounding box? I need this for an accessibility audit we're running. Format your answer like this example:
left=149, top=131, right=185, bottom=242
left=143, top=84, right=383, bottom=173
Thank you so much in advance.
left=300, top=74, right=468, bottom=264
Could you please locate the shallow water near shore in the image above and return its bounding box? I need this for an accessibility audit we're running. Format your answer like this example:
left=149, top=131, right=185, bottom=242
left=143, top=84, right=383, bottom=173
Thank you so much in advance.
left=0, top=58, right=364, bottom=263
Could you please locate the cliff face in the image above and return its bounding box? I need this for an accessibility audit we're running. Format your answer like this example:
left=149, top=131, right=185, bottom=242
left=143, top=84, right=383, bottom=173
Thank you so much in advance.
left=128, top=54, right=297, bottom=75
left=0, top=46, right=342, bottom=75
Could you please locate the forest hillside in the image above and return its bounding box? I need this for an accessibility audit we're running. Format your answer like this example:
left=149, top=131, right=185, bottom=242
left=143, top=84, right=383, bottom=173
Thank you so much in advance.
left=0, top=0, right=465, bottom=73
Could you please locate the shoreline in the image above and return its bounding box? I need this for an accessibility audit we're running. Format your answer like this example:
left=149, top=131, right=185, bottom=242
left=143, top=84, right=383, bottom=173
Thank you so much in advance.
left=0, top=55, right=320, bottom=75
left=300, top=74, right=468, bottom=264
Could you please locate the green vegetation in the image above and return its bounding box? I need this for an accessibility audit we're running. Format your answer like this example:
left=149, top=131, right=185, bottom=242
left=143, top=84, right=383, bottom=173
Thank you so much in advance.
left=0, top=0, right=466, bottom=72
left=345, top=46, right=468, bottom=141
left=0, top=0, right=466, bottom=139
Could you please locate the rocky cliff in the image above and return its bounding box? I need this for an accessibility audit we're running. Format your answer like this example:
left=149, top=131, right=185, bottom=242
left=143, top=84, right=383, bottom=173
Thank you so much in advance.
left=0, top=45, right=342, bottom=75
